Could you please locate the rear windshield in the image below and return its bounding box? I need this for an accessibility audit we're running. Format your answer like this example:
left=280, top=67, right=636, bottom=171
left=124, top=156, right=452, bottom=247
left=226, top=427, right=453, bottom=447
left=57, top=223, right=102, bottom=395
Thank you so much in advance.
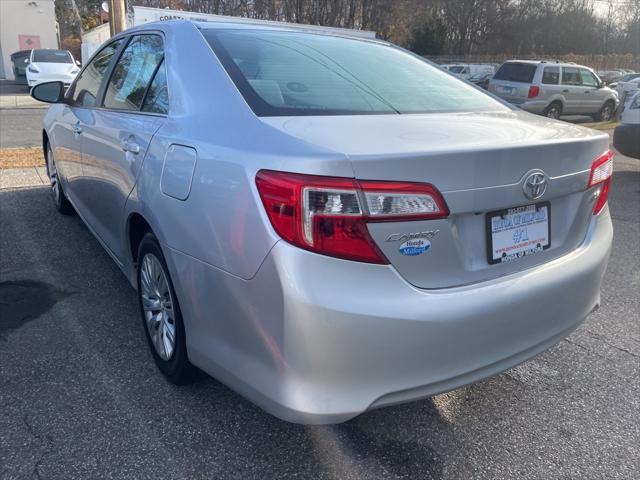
left=494, top=62, right=536, bottom=83
left=32, top=50, right=72, bottom=63
left=202, top=29, right=506, bottom=116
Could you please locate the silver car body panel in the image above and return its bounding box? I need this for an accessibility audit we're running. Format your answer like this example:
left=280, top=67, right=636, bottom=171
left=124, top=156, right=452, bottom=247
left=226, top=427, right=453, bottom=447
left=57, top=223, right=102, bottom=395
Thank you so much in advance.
left=42, top=21, right=613, bottom=423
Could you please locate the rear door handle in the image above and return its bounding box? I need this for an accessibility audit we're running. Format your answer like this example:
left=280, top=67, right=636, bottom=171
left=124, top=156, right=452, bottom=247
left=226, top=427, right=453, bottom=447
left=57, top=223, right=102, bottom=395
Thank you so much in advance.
left=122, top=140, right=140, bottom=154
left=562, top=89, right=569, bottom=93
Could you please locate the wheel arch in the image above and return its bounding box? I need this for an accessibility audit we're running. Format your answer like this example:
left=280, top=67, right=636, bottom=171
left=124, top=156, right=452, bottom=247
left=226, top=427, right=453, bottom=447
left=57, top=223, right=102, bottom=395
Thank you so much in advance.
left=549, top=98, right=564, bottom=109
left=127, top=212, right=154, bottom=267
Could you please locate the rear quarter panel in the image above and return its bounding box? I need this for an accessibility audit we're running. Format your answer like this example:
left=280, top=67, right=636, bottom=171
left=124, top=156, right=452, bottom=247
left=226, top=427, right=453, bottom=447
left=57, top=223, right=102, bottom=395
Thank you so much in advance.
left=127, top=22, right=352, bottom=281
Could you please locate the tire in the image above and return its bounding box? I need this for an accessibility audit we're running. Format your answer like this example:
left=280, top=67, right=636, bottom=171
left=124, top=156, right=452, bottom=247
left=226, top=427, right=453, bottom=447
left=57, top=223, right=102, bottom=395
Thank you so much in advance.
left=45, top=144, right=74, bottom=215
left=543, top=102, right=562, bottom=120
left=594, top=101, right=615, bottom=122
left=137, top=233, right=195, bottom=384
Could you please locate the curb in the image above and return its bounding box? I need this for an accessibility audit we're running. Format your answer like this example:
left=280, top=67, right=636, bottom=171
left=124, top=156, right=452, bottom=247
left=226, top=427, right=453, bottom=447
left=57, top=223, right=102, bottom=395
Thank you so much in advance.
left=0, top=95, right=48, bottom=110
left=0, top=166, right=48, bottom=189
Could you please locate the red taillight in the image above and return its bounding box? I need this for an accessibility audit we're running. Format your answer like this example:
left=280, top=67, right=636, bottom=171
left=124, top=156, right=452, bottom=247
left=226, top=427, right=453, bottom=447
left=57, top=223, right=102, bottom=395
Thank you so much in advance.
left=528, top=86, right=540, bottom=98
left=255, top=170, right=449, bottom=264
left=588, top=150, right=614, bottom=215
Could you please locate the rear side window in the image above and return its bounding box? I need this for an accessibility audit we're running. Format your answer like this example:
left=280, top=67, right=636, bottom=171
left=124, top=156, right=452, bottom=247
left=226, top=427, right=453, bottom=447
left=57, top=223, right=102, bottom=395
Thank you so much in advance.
left=542, top=67, right=560, bottom=85
left=493, top=63, right=536, bottom=83
left=142, top=61, right=169, bottom=114
left=203, top=30, right=506, bottom=116
left=71, top=39, right=123, bottom=108
left=562, top=67, right=581, bottom=85
left=103, top=35, right=164, bottom=111
left=580, top=69, right=599, bottom=87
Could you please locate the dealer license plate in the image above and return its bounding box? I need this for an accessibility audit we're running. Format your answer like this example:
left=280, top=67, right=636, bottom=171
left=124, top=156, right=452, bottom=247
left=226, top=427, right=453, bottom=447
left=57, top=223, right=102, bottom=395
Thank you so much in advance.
left=487, top=202, right=550, bottom=265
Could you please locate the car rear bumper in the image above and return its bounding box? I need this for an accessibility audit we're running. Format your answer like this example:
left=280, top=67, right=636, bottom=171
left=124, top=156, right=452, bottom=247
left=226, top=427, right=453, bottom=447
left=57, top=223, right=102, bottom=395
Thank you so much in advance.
left=168, top=208, right=612, bottom=424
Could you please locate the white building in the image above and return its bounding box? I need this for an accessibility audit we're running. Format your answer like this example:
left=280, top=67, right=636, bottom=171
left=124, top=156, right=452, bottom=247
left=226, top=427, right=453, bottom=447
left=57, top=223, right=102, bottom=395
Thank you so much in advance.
left=0, top=0, right=59, bottom=80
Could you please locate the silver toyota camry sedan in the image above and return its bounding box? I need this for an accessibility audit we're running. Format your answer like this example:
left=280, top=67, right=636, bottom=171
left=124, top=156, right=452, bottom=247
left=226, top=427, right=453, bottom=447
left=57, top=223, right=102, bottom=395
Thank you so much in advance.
left=31, top=20, right=613, bottom=424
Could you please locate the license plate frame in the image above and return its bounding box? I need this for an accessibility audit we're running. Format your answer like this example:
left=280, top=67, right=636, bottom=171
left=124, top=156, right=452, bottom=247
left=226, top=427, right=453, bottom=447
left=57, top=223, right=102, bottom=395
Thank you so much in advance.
left=486, top=202, right=551, bottom=265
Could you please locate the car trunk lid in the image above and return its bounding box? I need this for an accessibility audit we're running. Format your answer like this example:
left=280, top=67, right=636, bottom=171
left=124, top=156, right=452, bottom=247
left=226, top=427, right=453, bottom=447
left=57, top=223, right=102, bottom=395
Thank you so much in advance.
left=260, top=111, right=610, bottom=288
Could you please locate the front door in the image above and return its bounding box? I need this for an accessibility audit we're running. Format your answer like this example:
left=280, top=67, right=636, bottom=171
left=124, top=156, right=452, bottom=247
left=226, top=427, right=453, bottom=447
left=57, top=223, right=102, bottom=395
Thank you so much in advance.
left=56, top=38, right=125, bottom=212
left=48, top=106, right=83, bottom=198
left=580, top=68, right=604, bottom=114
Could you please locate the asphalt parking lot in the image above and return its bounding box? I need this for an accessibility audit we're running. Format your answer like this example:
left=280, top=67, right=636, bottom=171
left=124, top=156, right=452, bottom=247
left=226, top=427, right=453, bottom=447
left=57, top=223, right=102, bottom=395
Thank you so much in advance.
left=0, top=109, right=45, bottom=149
left=1, top=144, right=639, bottom=479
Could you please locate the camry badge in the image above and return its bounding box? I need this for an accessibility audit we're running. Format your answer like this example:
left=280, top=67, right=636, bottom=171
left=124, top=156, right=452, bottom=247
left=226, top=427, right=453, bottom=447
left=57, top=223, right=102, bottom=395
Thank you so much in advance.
left=385, top=230, right=440, bottom=243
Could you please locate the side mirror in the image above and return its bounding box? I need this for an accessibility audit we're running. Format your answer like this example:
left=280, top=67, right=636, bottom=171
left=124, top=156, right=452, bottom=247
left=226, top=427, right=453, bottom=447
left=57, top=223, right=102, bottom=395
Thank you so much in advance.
left=24, top=58, right=30, bottom=64
left=31, top=81, right=65, bottom=104
left=75, top=60, right=81, bottom=67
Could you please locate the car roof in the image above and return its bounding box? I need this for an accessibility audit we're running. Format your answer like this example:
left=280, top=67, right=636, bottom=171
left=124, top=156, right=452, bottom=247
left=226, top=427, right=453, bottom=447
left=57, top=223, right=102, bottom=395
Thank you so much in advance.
left=123, top=18, right=385, bottom=44
left=193, top=19, right=376, bottom=37
left=501, top=59, right=595, bottom=69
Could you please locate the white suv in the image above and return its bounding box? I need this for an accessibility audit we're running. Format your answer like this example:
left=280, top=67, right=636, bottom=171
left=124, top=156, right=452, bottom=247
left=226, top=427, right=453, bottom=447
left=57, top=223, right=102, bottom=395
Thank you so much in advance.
left=489, top=60, right=619, bottom=121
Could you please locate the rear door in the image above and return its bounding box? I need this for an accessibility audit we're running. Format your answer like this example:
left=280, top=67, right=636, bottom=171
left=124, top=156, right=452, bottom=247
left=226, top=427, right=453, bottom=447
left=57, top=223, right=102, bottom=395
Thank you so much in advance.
left=79, top=33, right=166, bottom=262
left=561, top=66, right=586, bottom=114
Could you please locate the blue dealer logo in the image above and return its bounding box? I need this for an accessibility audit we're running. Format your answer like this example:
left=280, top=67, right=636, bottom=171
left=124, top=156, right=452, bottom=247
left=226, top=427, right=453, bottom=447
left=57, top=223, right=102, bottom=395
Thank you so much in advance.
left=398, top=239, right=431, bottom=256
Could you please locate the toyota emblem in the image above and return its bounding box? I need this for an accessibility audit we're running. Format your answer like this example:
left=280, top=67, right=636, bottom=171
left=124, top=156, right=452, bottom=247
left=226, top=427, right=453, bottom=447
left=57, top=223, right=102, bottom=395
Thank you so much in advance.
left=523, top=171, right=548, bottom=200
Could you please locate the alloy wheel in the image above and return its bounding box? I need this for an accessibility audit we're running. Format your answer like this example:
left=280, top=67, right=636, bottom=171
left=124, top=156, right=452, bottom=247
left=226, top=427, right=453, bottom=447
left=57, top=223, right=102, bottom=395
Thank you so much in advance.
left=546, top=106, right=560, bottom=119
left=140, top=253, right=176, bottom=360
left=601, top=104, right=613, bottom=122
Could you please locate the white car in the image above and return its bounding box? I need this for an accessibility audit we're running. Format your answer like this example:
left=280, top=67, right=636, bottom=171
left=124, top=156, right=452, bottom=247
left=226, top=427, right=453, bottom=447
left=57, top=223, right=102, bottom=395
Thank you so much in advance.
left=615, top=77, right=640, bottom=104
left=614, top=91, right=640, bottom=159
left=26, top=49, right=80, bottom=88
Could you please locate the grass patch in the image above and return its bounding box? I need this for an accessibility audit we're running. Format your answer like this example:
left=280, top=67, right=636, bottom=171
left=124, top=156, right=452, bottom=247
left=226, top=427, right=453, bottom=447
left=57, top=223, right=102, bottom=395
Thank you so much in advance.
left=0, top=147, right=44, bottom=169
left=579, top=120, right=619, bottom=130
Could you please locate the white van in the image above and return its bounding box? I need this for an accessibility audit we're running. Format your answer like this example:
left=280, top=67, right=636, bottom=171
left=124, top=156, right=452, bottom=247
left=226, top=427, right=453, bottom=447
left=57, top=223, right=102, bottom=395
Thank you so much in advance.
left=443, top=64, right=495, bottom=80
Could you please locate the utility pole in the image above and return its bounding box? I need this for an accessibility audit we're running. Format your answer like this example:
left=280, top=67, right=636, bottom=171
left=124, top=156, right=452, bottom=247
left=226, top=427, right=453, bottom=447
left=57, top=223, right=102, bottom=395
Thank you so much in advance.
left=108, top=0, right=127, bottom=36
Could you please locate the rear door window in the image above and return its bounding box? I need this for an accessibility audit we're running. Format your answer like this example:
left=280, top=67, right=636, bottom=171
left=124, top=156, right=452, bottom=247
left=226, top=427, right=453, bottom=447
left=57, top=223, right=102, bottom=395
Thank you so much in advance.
left=580, top=69, right=599, bottom=87
left=71, top=39, right=123, bottom=108
left=142, top=61, right=169, bottom=114
left=562, top=67, right=581, bottom=85
left=542, top=66, right=560, bottom=85
left=493, top=63, right=537, bottom=83
left=103, top=35, right=164, bottom=111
